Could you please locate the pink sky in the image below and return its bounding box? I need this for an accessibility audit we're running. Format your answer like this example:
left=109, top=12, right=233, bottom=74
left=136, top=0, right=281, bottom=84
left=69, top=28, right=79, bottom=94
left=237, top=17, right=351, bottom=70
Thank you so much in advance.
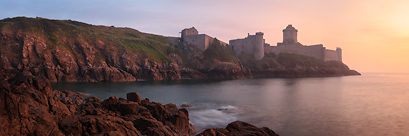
left=1, top=0, right=408, bottom=73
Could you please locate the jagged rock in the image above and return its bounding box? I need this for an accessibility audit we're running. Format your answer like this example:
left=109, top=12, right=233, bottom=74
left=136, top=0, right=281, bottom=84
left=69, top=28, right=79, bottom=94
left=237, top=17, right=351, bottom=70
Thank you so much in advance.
left=143, top=102, right=170, bottom=121
left=226, top=121, right=277, bottom=136
left=127, top=92, right=142, bottom=104
left=197, top=121, right=279, bottom=136
left=197, top=128, right=231, bottom=136
left=181, top=104, right=192, bottom=108
left=0, top=74, right=195, bottom=136
left=118, top=101, right=140, bottom=115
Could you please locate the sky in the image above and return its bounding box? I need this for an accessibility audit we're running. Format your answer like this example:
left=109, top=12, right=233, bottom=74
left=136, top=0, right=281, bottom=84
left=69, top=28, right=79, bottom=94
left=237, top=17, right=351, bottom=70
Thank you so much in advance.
left=1, top=0, right=408, bottom=73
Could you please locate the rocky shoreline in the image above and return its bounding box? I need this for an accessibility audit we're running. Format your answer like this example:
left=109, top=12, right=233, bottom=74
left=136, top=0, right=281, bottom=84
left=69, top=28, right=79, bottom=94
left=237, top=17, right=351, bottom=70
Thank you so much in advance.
left=0, top=71, right=278, bottom=136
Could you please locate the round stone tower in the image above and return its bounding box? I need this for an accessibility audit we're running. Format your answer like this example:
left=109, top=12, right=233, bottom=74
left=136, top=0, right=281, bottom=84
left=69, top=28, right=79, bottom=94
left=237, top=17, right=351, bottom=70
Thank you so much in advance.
left=254, top=32, right=265, bottom=60
left=283, top=24, right=298, bottom=44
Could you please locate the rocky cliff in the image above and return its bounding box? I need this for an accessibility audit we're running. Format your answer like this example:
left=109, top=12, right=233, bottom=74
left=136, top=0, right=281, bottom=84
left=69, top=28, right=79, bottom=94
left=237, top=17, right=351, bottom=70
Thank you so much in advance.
left=0, top=17, right=250, bottom=82
left=0, top=71, right=278, bottom=136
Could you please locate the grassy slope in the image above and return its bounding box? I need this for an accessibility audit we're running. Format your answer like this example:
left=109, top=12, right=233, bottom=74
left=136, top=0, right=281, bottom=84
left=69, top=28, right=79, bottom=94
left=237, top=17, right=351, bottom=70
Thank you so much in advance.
left=203, top=38, right=239, bottom=64
left=0, top=17, right=177, bottom=62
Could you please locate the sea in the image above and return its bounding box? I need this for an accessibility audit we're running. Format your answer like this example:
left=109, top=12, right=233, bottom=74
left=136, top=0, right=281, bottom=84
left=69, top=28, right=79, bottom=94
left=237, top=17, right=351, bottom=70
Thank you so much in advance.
left=51, top=73, right=409, bottom=136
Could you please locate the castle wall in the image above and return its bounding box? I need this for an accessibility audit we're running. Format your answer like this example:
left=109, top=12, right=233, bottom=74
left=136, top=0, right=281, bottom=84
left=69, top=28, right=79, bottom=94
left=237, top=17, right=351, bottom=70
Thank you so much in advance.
left=230, top=32, right=265, bottom=60
left=265, top=45, right=325, bottom=60
left=263, top=24, right=342, bottom=62
left=167, top=37, right=180, bottom=46
left=184, top=34, right=226, bottom=51
left=324, top=48, right=342, bottom=61
left=184, top=34, right=207, bottom=51
left=230, top=39, right=244, bottom=56
left=204, top=35, right=212, bottom=50
left=242, top=36, right=256, bottom=55
left=254, top=33, right=265, bottom=60
left=337, top=48, right=342, bottom=62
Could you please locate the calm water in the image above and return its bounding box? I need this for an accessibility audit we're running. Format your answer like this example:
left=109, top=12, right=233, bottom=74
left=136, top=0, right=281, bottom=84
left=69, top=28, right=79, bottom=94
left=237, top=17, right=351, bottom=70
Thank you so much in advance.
left=51, top=73, right=409, bottom=136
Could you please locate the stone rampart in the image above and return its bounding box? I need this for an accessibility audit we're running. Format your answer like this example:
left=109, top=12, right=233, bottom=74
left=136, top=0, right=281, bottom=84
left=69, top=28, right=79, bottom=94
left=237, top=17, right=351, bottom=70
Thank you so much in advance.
left=167, top=37, right=180, bottom=46
left=184, top=34, right=227, bottom=51
left=324, top=48, right=342, bottom=61
left=230, top=32, right=265, bottom=60
left=265, top=44, right=325, bottom=60
left=184, top=34, right=208, bottom=51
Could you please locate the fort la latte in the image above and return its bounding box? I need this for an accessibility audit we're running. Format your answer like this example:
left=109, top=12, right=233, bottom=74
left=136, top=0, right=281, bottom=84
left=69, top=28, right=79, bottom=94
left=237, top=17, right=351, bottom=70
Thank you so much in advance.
left=168, top=24, right=342, bottom=61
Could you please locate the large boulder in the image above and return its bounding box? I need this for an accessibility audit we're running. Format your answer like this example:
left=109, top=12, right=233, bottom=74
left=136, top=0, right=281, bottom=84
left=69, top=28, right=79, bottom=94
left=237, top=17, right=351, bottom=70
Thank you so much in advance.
left=127, top=92, right=142, bottom=104
left=226, top=121, right=278, bottom=136
left=197, top=121, right=279, bottom=136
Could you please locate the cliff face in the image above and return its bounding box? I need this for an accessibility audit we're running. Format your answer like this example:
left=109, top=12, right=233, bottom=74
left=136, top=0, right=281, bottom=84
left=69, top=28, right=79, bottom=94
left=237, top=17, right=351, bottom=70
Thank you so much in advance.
left=0, top=17, right=250, bottom=82
left=0, top=32, right=181, bottom=82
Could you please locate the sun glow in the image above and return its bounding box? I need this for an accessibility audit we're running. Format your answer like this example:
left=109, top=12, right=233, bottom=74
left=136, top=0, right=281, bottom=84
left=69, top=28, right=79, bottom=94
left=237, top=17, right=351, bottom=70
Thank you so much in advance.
left=382, top=1, right=409, bottom=36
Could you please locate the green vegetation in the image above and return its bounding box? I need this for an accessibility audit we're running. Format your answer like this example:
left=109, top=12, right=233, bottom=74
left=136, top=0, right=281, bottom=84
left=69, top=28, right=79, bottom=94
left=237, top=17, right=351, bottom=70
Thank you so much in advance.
left=0, top=17, right=179, bottom=62
left=238, top=53, right=281, bottom=70
left=276, top=53, right=327, bottom=67
left=203, top=38, right=239, bottom=64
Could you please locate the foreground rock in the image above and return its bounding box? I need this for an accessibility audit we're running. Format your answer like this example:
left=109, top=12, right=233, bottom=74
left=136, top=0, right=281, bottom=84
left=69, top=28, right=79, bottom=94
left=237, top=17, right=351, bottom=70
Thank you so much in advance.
left=0, top=72, right=279, bottom=136
left=0, top=72, right=194, bottom=135
left=197, top=121, right=279, bottom=136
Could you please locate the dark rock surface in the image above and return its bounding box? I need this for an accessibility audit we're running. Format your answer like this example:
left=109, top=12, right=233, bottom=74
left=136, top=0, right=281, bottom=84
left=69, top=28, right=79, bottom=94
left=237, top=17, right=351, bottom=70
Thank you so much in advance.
left=0, top=32, right=252, bottom=82
left=197, top=121, right=279, bottom=136
left=0, top=72, right=195, bottom=135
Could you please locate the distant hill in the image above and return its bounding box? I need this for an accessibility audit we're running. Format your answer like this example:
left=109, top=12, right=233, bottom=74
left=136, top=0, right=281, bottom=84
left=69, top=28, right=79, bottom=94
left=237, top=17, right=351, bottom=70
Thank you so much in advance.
left=0, top=17, right=358, bottom=82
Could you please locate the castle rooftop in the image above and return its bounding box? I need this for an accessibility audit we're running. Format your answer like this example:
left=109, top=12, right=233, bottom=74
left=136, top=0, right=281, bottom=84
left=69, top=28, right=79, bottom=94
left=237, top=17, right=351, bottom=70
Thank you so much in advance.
left=284, top=24, right=297, bottom=31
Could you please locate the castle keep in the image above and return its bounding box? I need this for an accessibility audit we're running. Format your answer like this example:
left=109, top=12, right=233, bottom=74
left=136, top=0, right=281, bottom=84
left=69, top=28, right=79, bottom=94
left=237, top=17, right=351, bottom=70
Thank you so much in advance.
left=231, top=25, right=342, bottom=62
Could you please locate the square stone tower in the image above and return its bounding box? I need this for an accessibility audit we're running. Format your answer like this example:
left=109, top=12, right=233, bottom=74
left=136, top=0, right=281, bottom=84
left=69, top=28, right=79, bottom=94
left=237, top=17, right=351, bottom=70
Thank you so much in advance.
left=181, top=27, right=198, bottom=42
left=283, top=24, right=298, bottom=45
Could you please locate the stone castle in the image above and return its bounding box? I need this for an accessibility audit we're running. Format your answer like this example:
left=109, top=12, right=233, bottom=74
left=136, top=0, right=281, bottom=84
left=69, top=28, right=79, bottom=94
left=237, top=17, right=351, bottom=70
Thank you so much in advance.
left=168, top=25, right=342, bottom=62
left=229, top=32, right=266, bottom=60
left=168, top=27, right=227, bottom=51
left=230, top=25, right=342, bottom=61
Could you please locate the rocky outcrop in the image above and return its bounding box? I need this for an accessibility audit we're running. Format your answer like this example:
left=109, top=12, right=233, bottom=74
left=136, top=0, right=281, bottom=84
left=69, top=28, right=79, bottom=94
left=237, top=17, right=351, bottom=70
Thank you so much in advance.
left=197, top=121, right=279, bottom=136
left=203, top=62, right=253, bottom=80
left=0, top=31, right=250, bottom=82
left=0, top=72, right=195, bottom=135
